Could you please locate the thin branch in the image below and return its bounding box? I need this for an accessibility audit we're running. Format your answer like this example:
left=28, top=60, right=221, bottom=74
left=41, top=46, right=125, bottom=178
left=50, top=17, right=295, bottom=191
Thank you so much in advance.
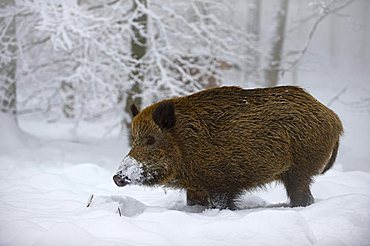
left=327, top=86, right=348, bottom=107
left=86, top=194, right=94, bottom=207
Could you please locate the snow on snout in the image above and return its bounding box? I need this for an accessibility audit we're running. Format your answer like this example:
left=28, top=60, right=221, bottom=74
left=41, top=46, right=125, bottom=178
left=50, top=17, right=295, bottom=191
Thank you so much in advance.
left=116, top=156, right=144, bottom=185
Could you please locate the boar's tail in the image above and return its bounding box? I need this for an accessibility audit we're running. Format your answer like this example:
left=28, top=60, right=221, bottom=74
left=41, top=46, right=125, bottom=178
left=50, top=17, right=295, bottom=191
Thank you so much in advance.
left=322, top=140, right=340, bottom=174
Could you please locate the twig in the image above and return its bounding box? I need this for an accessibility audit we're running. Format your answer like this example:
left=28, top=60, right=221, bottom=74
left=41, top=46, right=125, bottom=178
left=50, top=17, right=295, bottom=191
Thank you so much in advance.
left=86, top=194, right=94, bottom=207
left=117, top=207, right=122, bottom=216
left=327, top=86, right=348, bottom=107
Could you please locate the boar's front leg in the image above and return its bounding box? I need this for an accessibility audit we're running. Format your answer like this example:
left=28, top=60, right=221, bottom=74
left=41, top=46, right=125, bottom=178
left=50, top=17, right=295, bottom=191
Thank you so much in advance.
left=209, top=193, right=238, bottom=210
left=186, top=189, right=238, bottom=210
left=186, top=189, right=210, bottom=207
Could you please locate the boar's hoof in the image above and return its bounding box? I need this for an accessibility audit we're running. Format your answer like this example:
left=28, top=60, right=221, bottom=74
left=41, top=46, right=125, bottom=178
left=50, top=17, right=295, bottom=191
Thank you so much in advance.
left=290, top=192, right=314, bottom=207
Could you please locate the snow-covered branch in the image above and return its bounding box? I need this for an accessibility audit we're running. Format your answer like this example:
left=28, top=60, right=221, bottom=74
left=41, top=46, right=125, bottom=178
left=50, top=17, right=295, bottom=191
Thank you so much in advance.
left=10, top=0, right=255, bottom=126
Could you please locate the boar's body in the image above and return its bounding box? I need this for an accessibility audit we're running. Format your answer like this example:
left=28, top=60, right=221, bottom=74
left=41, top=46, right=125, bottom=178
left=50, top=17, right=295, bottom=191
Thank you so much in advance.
left=115, top=86, right=343, bottom=209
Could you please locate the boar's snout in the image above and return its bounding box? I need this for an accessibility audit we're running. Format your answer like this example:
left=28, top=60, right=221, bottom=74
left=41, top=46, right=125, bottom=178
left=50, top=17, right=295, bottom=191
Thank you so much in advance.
left=113, top=174, right=130, bottom=187
left=114, top=155, right=144, bottom=186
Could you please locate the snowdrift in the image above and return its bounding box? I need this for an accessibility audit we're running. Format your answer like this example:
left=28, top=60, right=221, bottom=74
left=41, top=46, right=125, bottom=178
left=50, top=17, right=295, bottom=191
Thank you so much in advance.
left=0, top=157, right=369, bottom=246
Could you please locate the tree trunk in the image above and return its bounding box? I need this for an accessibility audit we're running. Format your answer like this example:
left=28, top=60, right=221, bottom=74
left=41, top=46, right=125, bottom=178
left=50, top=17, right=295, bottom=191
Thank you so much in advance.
left=362, top=0, right=369, bottom=66
left=244, top=0, right=261, bottom=85
left=124, top=0, right=147, bottom=144
left=263, top=0, right=289, bottom=87
left=0, top=0, right=17, bottom=117
left=329, top=13, right=336, bottom=68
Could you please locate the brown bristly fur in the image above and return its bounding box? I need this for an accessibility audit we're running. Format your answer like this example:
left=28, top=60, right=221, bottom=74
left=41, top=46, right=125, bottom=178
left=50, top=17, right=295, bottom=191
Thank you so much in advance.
left=127, top=86, right=343, bottom=209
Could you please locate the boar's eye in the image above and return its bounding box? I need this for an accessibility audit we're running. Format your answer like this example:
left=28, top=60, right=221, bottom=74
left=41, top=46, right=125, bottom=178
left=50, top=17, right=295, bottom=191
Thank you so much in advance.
left=146, top=135, right=156, bottom=145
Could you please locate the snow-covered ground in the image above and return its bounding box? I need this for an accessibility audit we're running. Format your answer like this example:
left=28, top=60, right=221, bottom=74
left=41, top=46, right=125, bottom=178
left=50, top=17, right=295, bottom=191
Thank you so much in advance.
left=1, top=157, right=369, bottom=246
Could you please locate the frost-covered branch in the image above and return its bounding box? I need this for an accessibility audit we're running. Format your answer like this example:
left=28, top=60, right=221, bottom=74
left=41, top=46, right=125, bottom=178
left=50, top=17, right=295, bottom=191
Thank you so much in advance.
left=8, top=0, right=257, bottom=130
left=0, top=0, right=19, bottom=115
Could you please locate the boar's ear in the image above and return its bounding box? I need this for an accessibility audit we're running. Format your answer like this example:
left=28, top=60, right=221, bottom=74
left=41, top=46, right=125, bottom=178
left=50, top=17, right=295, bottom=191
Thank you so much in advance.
left=130, top=104, right=140, bottom=117
left=152, top=101, right=176, bottom=130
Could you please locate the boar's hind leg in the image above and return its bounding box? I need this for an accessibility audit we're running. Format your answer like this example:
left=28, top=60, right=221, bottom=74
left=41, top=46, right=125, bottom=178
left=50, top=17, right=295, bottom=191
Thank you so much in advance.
left=281, top=173, right=314, bottom=207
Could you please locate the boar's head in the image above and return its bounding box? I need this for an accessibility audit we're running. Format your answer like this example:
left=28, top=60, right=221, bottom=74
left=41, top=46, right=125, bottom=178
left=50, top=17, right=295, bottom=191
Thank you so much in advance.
left=113, top=101, right=182, bottom=187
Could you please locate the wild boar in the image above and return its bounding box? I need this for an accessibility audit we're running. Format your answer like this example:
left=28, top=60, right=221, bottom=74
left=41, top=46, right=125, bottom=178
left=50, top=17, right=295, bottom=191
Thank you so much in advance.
left=113, top=86, right=343, bottom=209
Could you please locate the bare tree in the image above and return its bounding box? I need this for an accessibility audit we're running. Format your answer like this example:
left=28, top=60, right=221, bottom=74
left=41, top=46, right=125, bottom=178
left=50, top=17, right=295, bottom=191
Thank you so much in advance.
left=125, top=0, right=147, bottom=143
left=283, top=0, right=355, bottom=74
left=263, top=0, right=289, bottom=87
left=244, top=0, right=261, bottom=84
left=261, top=0, right=355, bottom=87
left=361, top=0, right=369, bottom=65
